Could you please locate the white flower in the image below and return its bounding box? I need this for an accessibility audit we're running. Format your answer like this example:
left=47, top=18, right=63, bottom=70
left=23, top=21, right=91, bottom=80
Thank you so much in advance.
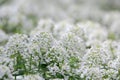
left=29, top=32, right=54, bottom=54
left=61, top=32, right=86, bottom=58
left=77, top=21, right=108, bottom=46
left=5, top=34, right=29, bottom=58
left=0, top=65, right=13, bottom=80
left=23, top=74, right=44, bottom=80
left=30, top=19, right=55, bottom=35
left=53, top=21, right=73, bottom=38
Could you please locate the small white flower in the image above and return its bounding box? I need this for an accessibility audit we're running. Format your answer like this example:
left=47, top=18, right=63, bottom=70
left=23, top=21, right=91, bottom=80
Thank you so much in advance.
left=0, top=65, right=13, bottom=80
left=23, top=74, right=44, bottom=80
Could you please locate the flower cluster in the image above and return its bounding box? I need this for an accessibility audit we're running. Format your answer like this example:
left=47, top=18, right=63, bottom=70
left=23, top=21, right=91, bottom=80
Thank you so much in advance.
left=0, top=0, right=120, bottom=80
left=0, top=21, right=120, bottom=80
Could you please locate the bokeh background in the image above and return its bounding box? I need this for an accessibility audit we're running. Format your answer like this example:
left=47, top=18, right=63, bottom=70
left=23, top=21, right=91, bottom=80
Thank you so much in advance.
left=0, top=0, right=120, bottom=45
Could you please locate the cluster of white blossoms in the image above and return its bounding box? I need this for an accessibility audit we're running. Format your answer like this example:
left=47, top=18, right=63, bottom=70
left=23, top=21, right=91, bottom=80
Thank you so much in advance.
left=0, top=65, right=13, bottom=80
left=0, top=20, right=120, bottom=80
left=0, top=0, right=120, bottom=80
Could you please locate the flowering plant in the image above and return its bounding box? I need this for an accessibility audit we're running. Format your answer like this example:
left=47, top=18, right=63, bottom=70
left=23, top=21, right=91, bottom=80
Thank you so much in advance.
left=0, top=0, right=120, bottom=80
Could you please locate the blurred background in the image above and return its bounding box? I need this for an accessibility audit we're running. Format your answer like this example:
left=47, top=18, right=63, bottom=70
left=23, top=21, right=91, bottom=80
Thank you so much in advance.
left=0, top=0, right=120, bottom=45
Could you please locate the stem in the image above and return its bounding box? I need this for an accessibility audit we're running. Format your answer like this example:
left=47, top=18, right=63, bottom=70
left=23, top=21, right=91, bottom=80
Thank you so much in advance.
left=30, top=54, right=32, bottom=71
left=15, top=76, right=16, bottom=80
